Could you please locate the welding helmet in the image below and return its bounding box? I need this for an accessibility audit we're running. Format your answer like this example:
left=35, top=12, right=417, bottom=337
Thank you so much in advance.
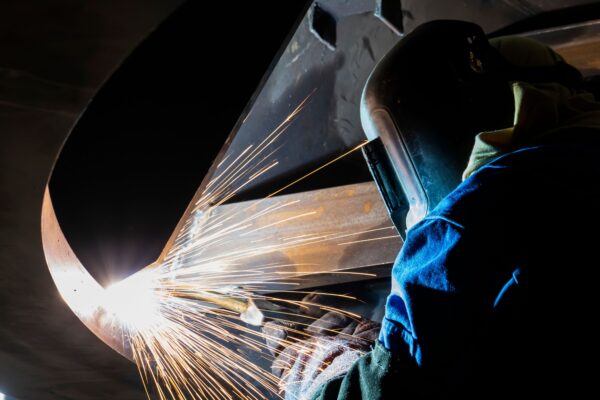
left=361, top=20, right=582, bottom=236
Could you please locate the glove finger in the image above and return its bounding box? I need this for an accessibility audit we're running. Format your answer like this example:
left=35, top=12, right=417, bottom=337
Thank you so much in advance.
left=274, top=338, right=317, bottom=382
left=352, top=320, right=381, bottom=342
left=306, top=311, right=353, bottom=336
left=272, top=340, right=301, bottom=378
left=339, top=320, right=358, bottom=335
left=262, top=320, right=298, bottom=356
left=299, top=292, right=330, bottom=318
left=310, top=338, right=347, bottom=375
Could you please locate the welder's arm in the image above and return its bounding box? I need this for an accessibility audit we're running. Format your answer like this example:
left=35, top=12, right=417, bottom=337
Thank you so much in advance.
left=268, top=170, right=521, bottom=400
left=312, top=203, right=521, bottom=399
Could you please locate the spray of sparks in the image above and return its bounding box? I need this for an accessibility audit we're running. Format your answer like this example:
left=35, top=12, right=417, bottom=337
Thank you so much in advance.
left=107, top=94, right=399, bottom=400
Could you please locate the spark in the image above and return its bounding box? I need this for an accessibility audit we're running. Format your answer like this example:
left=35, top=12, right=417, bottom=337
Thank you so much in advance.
left=107, top=92, right=400, bottom=400
left=337, top=235, right=400, bottom=246
left=267, top=141, right=369, bottom=199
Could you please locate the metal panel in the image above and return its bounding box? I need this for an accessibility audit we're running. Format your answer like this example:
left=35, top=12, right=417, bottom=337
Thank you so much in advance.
left=160, top=182, right=402, bottom=291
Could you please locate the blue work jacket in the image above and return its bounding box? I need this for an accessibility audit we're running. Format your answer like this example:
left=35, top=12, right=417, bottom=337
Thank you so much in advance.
left=314, top=137, right=600, bottom=399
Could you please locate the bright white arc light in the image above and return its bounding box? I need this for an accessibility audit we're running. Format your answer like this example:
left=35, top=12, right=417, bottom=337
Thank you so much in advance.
left=104, top=272, right=162, bottom=332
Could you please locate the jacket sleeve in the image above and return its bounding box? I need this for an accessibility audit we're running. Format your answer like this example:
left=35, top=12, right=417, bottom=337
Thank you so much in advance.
left=312, top=213, right=520, bottom=400
left=318, top=164, right=518, bottom=400
left=379, top=215, right=513, bottom=371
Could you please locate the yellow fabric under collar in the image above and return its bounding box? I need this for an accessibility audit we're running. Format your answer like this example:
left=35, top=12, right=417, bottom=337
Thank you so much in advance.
left=462, top=81, right=600, bottom=180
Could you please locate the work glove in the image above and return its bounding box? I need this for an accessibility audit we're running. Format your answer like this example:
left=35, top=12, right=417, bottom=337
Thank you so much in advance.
left=262, top=295, right=380, bottom=400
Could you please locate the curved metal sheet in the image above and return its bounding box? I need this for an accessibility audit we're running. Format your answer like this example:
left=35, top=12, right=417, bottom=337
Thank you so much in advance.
left=41, top=188, right=133, bottom=360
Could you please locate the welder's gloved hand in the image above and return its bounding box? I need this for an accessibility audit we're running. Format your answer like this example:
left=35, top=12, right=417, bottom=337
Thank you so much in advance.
left=263, top=304, right=380, bottom=400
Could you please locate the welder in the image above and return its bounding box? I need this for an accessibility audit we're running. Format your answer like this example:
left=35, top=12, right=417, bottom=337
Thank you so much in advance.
left=265, top=20, right=600, bottom=399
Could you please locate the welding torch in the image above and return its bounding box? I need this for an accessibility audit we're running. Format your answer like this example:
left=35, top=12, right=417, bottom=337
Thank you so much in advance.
left=169, top=289, right=267, bottom=326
